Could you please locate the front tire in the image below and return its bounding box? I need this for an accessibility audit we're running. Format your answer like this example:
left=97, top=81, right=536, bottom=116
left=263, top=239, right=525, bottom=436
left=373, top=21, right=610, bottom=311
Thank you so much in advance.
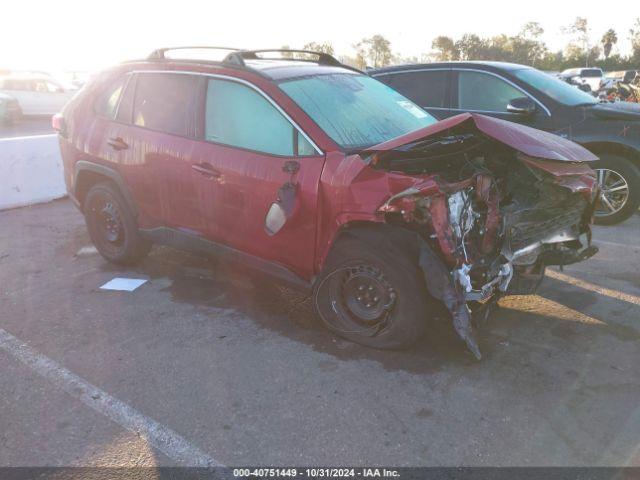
left=314, top=234, right=430, bottom=349
left=592, top=154, right=640, bottom=225
left=83, top=182, right=151, bottom=265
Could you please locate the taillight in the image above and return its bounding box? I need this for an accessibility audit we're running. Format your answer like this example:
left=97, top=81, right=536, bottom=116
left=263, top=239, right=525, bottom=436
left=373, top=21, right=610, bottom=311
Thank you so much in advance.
left=52, top=113, right=66, bottom=136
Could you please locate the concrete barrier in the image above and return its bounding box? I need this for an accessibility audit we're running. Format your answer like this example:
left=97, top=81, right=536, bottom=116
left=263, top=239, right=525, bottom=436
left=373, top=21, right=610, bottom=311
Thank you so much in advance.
left=0, top=134, right=66, bottom=210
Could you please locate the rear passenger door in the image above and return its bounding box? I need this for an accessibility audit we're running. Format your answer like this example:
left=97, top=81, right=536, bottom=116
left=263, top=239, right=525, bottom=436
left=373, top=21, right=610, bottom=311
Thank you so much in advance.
left=192, top=76, right=325, bottom=278
left=373, top=69, right=452, bottom=120
left=116, top=72, right=204, bottom=233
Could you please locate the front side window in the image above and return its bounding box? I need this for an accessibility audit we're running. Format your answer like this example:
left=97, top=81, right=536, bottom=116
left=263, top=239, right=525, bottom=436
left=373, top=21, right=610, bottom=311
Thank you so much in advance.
left=379, top=70, right=449, bottom=108
left=457, top=71, right=524, bottom=113
left=279, top=73, right=436, bottom=150
left=205, top=79, right=307, bottom=156
left=133, top=73, right=198, bottom=137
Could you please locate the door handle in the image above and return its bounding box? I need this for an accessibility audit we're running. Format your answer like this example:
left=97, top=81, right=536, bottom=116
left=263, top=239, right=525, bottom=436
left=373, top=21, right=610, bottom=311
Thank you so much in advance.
left=191, top=162, right=221, bottom=178
left=107, top=137, right=129, bottom=151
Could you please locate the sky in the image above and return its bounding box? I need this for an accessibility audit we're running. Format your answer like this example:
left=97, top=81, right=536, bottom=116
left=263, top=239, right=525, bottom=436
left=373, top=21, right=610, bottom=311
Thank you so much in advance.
left=2, top=0, right=637, bottom=73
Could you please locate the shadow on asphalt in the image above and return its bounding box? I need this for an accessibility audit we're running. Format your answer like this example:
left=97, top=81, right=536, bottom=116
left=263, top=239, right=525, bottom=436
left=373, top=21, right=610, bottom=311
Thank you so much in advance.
left=87, top=238, right=640, bottom=377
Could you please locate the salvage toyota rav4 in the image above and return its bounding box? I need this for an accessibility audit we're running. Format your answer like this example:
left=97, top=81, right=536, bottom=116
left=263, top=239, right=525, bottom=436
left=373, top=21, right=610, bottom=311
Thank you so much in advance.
left=54, top=48, right=599, bottom=359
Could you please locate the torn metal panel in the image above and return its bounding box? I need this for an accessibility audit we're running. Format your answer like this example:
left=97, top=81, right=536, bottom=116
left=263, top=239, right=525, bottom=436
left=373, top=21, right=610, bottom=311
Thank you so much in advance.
left=318, top=113, right=599, bottom=359
left=417, top=240, right=481, bottom=360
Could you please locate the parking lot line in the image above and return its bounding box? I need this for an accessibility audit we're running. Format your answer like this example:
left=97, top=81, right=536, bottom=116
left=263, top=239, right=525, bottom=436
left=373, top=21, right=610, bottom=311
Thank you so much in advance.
left=546, top=269, right=640, bottom=306
left=0, top=326, right=222, bottom=467
left=0, top=133, right=58, bottom=142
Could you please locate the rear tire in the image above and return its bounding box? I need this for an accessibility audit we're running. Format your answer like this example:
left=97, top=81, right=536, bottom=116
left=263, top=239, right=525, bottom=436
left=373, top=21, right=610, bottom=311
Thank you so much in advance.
left=314, top=234, right=430, bottom=349
left=83, top=182, right=151, bottom=265
left=592, top=154, right=640, bottom=225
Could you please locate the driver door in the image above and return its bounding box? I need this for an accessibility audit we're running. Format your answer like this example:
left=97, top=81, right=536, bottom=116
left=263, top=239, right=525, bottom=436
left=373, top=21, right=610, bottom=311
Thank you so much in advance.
left=191, top=77, right=325, bottom=279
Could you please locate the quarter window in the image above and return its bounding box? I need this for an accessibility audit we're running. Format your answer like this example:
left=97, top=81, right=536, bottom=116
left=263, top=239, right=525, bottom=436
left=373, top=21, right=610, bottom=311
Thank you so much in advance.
left=133, top=73, right=198, bottom=137
left=95, top=76, right=127, bottom=119
left=115, top=76, right=135, bottom=124
left=380, top=70, right=449, bottom=108
left=205, top=79, right=304, bottom=156
left=457, top=71, right=524, bottom=113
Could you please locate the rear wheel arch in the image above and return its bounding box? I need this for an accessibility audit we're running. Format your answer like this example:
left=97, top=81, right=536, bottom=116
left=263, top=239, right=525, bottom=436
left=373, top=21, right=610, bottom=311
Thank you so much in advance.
left=74, top=161, right=138, bottom=216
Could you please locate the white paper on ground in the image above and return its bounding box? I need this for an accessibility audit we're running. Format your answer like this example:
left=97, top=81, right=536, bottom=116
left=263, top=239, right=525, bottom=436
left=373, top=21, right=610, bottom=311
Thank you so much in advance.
left=99, top=278, right=148, bottom=292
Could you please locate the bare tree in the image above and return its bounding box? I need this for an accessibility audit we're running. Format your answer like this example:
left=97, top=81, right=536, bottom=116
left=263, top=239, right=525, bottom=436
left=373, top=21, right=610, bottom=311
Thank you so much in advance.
left=431, top=36, right=459, bottom=61
left=563, top=17, right=591, bottom=66
left=355, top=35, right=392, bottom=68
left=520, top=21, right=544, bottom=40
left=301, top=42, right=334, bottom=55
left=601, top=29, right=618, bottom=58
left=630, top=18, right=640, bottom=62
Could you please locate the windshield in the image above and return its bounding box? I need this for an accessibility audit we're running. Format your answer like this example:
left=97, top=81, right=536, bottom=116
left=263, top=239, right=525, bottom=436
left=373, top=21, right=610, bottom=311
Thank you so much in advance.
left=279, top=73, right=437, bottom=150
left=514, top=68, right=597, bottom=106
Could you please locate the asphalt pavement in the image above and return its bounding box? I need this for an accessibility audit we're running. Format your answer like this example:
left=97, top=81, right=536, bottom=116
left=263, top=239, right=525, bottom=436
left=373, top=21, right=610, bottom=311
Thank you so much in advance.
left=0, top=198, right=639, bottom=467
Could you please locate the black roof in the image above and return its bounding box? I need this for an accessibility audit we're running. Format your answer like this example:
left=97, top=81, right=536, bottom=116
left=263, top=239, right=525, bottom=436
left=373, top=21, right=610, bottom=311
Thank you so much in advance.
left=370, top=61, right=532, bottom=75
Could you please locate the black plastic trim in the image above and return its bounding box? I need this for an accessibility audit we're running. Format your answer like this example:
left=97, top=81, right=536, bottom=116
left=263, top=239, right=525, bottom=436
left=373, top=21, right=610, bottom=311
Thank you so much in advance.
left=139, top=227, right=312, bottom=293
left=74, top=161, right=138, bottom=217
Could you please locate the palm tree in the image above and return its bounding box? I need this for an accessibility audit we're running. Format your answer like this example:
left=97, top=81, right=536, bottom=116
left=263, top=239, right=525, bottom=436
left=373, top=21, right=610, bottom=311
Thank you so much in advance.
left=601, top=29, right=618, bottom=58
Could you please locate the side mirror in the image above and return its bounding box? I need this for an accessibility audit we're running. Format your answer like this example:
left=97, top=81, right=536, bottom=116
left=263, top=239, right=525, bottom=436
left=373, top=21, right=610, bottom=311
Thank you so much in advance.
left=506, top=97, right=536, bottom=115
left=264, top=182, right=298, bottom=236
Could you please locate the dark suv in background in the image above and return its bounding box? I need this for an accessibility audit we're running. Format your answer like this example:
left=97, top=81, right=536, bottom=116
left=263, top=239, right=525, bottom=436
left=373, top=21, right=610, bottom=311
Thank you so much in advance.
left=371, top=62, right=640, bottom=224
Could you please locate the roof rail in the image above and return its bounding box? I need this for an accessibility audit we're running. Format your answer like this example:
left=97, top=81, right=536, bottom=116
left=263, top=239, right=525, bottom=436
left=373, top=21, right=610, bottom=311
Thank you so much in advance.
left=145, top=47, right=362, bottom=75
left=223, top=49, right=343, bottom=67
left=147, top=46, right=241, bottom=60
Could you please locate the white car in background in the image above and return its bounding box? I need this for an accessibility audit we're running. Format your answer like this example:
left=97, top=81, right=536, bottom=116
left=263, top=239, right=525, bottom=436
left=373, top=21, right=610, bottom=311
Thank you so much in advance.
left=0, top=75, right=76, bottom=116
left=560, top=67, right=604, bottom=93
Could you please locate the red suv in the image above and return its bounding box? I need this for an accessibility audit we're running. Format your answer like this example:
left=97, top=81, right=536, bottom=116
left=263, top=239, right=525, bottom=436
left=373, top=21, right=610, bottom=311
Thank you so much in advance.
left=55, top=48, right=599, bottom=359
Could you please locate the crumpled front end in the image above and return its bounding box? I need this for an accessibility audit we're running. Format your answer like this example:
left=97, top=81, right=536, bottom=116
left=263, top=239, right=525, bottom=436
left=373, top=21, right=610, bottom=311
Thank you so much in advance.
left=365, top=115, right=599, bottom=358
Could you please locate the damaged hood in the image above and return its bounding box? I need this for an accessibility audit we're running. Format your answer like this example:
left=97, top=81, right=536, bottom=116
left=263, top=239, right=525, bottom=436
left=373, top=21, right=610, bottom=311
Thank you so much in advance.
left=363, top=113, right=599, bottom=162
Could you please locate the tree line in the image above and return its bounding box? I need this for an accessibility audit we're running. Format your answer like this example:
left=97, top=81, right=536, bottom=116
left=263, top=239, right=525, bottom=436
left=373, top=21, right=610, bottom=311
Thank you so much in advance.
left=284, top=17, right=640, bottom=71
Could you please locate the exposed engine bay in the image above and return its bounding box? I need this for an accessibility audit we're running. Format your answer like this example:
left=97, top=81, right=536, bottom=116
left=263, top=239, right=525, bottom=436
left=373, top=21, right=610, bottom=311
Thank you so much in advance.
left=369, top=130, right=598, bottom=358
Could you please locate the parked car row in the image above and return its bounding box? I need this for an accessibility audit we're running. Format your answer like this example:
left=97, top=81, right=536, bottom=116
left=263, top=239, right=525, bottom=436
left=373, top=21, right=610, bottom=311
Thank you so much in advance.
left=560, top=67, right=606, bottom=93
left=557, top=67, right=639, bottom=101
left=54, top=48, right=604, bottom=358
left=0, top=73, right=77, bottom=119
left=0, top=92, right=22, bottom=124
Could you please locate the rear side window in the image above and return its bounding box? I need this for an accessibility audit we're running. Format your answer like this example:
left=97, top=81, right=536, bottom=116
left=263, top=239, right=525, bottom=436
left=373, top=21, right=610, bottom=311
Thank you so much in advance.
left=95, top=76, right=127, bottom=119
left=457, top=71, right=524, bottom=113
left=205, top=79, right=304, bottom=156
left=378, top=70, right=449, bottom=108
left=133, top=73, right=198, bottom=137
